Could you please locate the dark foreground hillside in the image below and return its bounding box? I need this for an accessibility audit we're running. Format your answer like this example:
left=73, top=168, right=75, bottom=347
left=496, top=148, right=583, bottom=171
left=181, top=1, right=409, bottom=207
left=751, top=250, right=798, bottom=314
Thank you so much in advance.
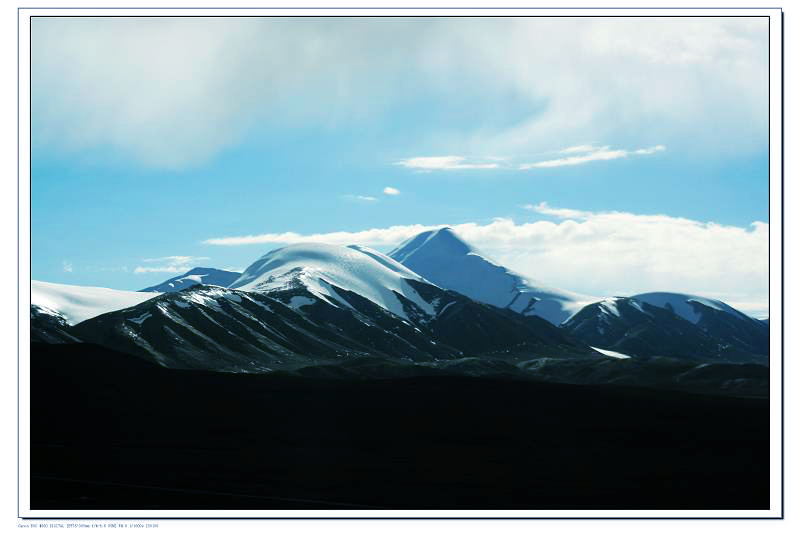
left=30, top=343, right=769, bottom=511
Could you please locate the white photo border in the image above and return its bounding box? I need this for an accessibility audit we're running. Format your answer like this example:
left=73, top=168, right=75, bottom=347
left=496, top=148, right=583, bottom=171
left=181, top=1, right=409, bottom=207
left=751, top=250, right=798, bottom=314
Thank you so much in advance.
left=17, top=5, right=784, bottom=520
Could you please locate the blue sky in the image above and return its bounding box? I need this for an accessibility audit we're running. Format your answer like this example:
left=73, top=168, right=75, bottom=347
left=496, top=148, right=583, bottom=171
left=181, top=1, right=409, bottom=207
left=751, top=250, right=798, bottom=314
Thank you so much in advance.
left=30, top=17, right=770, bottom=314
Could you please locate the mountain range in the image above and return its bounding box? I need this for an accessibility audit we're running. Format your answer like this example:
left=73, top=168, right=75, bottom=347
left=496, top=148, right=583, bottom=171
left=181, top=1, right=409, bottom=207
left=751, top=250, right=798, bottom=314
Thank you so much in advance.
left=71, top=244, right=593, bottom=373
left=30, top=228, right=769, bottom=394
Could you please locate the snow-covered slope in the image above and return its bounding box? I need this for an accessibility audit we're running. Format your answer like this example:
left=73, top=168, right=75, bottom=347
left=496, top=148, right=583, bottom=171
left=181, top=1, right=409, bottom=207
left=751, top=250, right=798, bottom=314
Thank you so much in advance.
left=229, top=243, right=438, bottom=320
left=388, top=227, right=597, bottom=325
left=139, top=267, right=241, bottom=293
left=632, top=292, right=749, bottom=324
left=31, top=280, right=160, bottom=325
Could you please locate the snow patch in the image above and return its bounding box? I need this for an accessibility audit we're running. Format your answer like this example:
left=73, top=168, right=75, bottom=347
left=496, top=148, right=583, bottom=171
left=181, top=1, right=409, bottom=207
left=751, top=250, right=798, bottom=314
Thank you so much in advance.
left=181, top=288, right=232, bottom=311
left=598, top=298, right=621, bottom=317
left=128, top=312, right=152, bottom=325
left=438, top=301, right=456, bottom=316
left=590, top=346, right=632, bottom=359
left=178, top=274, right=205, bottom=285
left=289, top=296, right=316, bottom=309
left=628, top=299, right=653, bottom=317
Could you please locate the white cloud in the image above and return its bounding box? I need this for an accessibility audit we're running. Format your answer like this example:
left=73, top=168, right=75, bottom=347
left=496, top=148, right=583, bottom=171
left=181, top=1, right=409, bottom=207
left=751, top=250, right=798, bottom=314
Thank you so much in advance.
left=634, top=145, right=667, bottom=155
left=519, top=145, right=665, bottom=169
left=134, top=255, right=210, bottom=274
left=342, top=194, right=378, bottom=202
left=32, top=18, right=766, bottom=168
left=396, top=156, right=500, bottom=171
left=559, top=145, right=600, bottom=154
left=383, top=187, right=400, bottom=195
left=202, top=205, right=768, bottom=316
left=203, top=225, right=432, bottom=247
left=463, top=18, right=766, bottom=159
left=62, top=261, right=72, bottom=273
left=524, top=202, right=593, bottom=219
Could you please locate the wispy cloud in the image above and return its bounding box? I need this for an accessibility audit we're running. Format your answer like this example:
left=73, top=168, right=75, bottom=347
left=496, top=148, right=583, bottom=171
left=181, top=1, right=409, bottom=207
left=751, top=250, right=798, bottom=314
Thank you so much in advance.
left=519, top=145, right=665, bottom=169
left=134, top=255, right=210, bottom=274
left=559, top=145, right=599, bottom=154
left=383, top=187, right=400, bottom=195
left=342, top=194, right=378, bottom=202
left=62, top=260, right=73, bottom=273
left=524, top=202, right=593, bottom=219
left=85, top=265, right=129, bottom=273
left=634, top=145, right=667, bottom=155
left=396, top=146, right=665, bottom=172
left=202, top=205, right=767, bottom=316
left=396, top=156, right=500, bottom=171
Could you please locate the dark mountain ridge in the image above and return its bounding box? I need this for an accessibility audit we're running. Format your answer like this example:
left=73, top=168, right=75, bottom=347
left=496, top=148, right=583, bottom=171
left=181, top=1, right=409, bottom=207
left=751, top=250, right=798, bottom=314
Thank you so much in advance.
left=562, top=297, right=768, bottom=364
left=72, top=280, right=595, bottom=373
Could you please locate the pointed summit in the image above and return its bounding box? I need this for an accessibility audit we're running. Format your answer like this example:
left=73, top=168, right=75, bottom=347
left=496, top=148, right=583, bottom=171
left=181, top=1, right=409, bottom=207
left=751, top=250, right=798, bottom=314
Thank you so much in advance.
left=389, top=227, right=471, bottom=264
left=388, top=228, right=596, bottom=325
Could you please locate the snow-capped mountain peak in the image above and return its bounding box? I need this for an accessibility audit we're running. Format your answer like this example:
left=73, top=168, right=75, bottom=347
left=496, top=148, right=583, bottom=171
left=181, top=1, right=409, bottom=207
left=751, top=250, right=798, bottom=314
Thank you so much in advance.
left=388, top=228, right=597, bottom=325
left=139, top=267, right=241, bottom=293
left=390, top=227, right=473, bottom=263
left=228, top=242, right=437, bottom=320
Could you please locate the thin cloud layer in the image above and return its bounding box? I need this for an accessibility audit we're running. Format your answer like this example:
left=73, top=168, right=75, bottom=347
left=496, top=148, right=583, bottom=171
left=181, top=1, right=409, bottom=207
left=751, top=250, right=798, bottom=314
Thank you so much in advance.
left=32, top=18, right=766, bottom=168
left=203, top=205, right=768, bottom=316
left=203, top=225, right=432, bottom=247
left=383, top=187, right=401, bottom=195
left=519, top=145, right=665, bottom=169
left=134, top=255, right=210, bottom=274
left=560, top=145, right=599, bottom=154
left=525, top=202, right=593, bottom=219
left=396, top=156, right=501, bottom=171
left=342, top=194, right=378, bottom=202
